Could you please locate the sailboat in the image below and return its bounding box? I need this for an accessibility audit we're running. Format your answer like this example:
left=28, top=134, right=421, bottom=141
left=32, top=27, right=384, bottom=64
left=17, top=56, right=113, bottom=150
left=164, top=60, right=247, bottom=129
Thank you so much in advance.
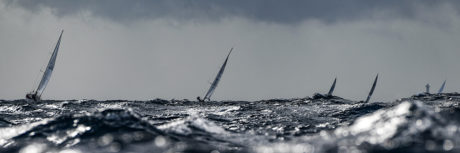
left=327, top=77, right=337, bottom=96
left=26, top=30, right=64, bottom=101
left=312, top=77, right=337, bottom=99
left=364, top=74, right=378, bottom=103
left=438, top=80, right=446, bottom=94
left=197, top=48, right=233, bottom=102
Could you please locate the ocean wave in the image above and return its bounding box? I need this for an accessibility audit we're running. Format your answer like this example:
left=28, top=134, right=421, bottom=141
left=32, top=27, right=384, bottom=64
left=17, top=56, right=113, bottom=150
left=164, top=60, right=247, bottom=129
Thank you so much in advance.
left=0, top=109, right=174, bottom=152
left=1, top=108, right=248, bottom=153
left=255, top=101, right=460, bottom=153
left=1, top=94, right=460, bottom=153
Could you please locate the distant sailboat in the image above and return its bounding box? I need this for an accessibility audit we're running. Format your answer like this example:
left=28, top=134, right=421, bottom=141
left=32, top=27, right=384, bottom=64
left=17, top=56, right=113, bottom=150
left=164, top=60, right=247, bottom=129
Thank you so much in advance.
left=312, top=77, right=337, bottom=99
left=438, top=80, right=446, bottom=94
left=26, top=30, right=64, bottom=101
left=197, top=48, right=233, bottom=102
left=327, top=77, right=337, bottom=96
left=365, top=74, right=378, bottom=103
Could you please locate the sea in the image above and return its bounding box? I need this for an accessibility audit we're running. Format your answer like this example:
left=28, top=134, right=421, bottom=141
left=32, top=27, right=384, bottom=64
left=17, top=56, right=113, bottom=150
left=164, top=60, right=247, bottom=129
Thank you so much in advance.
left=1, top=93, right=460, bottom=153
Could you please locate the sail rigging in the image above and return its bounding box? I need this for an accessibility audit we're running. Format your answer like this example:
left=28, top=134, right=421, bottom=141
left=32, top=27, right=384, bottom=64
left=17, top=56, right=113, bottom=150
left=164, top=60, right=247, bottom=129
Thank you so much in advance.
left=438, top=80, right=446, bottom=93
left=327, top=77, right=337, bottom=96
left=28, top=30, right=63, bottom=100
left=202, top=48, right=233, bottom=101
left=365, top=74, right=378, bottom=103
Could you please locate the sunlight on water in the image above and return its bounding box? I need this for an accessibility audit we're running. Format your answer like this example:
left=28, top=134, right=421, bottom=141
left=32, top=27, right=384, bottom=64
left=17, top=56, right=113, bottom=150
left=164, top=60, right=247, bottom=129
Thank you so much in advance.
left=19, top=143, right=46, bottom=153
left=0, top=105, right=21, bottom=113
left=0, top=120, right=48, bottom=145
left=348, top=102, right=411, bottom=144
left=46, top=125, right=91, bottom=145
left=154, top=136, right=168, bottom=148
left=158, top=114, right=227, bottom=135
left=59, top=149, right=82, bottom=153
left=443, top=139, right=454, bottom=151
left=255, top=143, right=314, bottom=153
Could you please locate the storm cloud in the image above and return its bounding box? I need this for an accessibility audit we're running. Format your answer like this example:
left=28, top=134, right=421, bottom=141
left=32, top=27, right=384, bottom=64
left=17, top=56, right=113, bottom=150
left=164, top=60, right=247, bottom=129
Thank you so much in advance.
left=4, top=0, right=460, bottom=24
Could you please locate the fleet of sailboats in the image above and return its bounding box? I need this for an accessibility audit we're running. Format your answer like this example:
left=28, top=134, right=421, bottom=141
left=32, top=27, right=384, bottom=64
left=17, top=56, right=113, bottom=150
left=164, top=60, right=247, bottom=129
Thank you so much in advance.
left=19, top=31, right=452, bottom=102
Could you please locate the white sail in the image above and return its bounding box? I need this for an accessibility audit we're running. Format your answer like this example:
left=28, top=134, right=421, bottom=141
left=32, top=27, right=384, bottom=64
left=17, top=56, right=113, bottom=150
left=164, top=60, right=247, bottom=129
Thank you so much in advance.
left=35, top=30, right=63, bottom=98
left=438, top=80, right=446, bottom=93
left=203, top=48, right=233, bottom=101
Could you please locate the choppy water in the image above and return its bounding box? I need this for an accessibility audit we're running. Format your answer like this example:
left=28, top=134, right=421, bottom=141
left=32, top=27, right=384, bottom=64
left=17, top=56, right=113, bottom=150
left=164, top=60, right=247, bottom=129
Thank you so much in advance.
left=1, top=93, right=460, bottom=153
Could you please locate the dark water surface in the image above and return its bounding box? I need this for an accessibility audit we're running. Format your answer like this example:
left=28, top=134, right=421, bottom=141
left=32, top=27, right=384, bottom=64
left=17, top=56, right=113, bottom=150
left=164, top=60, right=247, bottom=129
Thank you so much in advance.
left=1, top=93, right=460, bottom=153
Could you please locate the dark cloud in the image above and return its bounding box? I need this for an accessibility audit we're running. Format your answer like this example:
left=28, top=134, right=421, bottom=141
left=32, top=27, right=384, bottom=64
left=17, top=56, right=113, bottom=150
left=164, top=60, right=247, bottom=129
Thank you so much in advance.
left=4, top=0, right=459, bottom=24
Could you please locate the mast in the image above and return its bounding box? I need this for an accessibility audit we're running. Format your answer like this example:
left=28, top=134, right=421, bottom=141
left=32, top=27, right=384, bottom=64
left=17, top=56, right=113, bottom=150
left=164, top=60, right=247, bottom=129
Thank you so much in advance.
left=438, top=80, right=446, bottom=93
left=203, top=48, right=233, bottom=101
left=365, top=74, right=378, bottom=103
left=35, top=30, right=64, bottom=98
left=327, top=77, right=337, bottom=96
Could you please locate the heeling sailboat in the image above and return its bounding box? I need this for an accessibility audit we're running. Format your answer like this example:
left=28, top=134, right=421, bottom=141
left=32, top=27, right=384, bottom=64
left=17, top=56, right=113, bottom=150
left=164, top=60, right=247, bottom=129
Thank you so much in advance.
left=197, top=48, right=233, bottom=102
left=438, top=80, right=446, bottom=94
left=312, top=77, right=337, bottom=99
left=364, top=74, right=378, bottom=103
left=327, top=77, right=337, bottom=96
left=26, top=30, right=64, bottom=101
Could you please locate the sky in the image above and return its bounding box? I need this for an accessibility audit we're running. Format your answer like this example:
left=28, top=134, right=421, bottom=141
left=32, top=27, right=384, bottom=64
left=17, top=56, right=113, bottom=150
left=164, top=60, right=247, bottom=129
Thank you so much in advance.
left=1, top=0, right=460, bottom=101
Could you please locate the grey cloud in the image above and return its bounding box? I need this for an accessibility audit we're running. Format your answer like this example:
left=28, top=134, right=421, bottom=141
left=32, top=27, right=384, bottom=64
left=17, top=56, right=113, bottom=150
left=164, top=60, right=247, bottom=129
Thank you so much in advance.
left=4, top=0, right=460, bottom=24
